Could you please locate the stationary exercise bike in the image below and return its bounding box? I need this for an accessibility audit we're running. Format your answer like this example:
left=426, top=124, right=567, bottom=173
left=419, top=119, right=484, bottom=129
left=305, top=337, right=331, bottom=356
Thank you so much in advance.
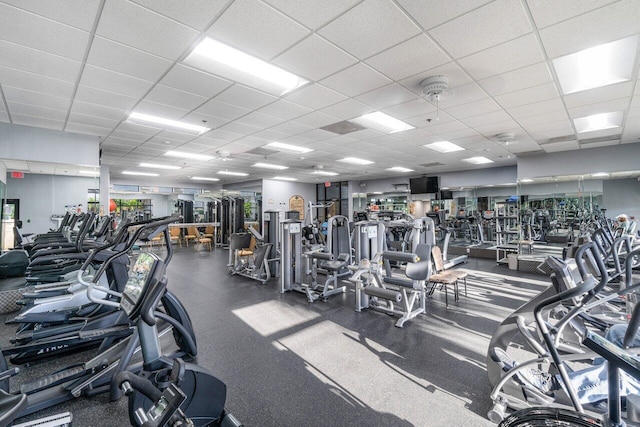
left=101, top=236, right=242, bottom=426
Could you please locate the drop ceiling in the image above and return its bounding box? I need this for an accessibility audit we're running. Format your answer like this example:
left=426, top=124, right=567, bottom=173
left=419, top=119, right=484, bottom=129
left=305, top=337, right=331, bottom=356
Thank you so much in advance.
left=0, top=0, right=638, bottom=186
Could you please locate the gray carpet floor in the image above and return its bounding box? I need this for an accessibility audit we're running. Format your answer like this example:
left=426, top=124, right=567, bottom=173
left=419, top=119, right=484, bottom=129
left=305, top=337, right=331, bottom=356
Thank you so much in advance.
left=1, top=247, right=551, bottom=426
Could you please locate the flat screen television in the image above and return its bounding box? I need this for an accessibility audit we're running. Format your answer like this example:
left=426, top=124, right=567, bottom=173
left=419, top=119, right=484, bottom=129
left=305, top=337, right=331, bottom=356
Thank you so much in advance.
left=409, top=176, right=439, bottom=194
left=439, top=190, right=453, bottom=200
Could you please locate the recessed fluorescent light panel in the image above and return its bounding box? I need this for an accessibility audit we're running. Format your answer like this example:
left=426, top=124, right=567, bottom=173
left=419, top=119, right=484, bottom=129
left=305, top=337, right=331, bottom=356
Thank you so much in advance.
left=79, top=170, right=100, bottom=176
left=573, top=111, right=624, bottom=133
left=273, top=176, right=297, bottom=181
left=520, top=178, right=534, bottom=183
left=423, top=141, right=465, bottom=153
left=266, top=142, right=314, bottom=153
left=351, top=111, right=414, bottom=134
left=462, top=156, right=494, bottom=165
left=338, top=157, right=374, bottom=165
left=164, top=151, right=215, bottom=161
left=311, top=170, right=339, bottom=176
left=252, top=162, right=288, bottom=170
left=553, top=35, right=638, bottom=95
left=218, top=171, right=249, bottom=176
left=191, top=176, right=220, bottom=181
left=592, top=172, right=609, bottom=177
left=139, top=163, right=181, bottom=170
left=386, top=167, right=414, bottom=173
left=127, top=112, right=210, bottom=134
left=184, top=37, right=308, bottom=96
left=122, top=171, right=159, bottom=177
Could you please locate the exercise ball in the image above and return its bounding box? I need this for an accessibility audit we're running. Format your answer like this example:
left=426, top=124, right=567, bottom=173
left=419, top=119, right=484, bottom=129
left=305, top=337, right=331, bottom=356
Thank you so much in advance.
left=109, top=199, right=117, bottom=212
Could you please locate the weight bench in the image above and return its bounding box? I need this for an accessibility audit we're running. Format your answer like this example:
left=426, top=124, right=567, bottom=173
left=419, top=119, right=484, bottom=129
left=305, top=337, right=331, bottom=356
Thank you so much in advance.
left=307, top=251, right=350, bottom=300
left=353, top=244, right=431, bottom=327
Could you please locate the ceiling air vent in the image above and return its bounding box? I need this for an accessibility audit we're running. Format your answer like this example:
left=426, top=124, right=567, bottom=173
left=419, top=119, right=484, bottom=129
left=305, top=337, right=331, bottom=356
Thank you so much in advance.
left=244, top=147, right=279, bottom=156
left=420, top=162, right=444, bottom=168
left=320, top=120, right=367, bottom=135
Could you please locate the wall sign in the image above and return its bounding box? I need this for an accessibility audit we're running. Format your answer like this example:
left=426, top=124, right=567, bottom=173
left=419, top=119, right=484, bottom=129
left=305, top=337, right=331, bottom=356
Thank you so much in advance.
left=289, top=195, right=304, bottom=220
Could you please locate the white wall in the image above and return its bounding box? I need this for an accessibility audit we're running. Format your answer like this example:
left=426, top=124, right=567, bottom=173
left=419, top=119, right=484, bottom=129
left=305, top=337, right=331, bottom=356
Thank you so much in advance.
left=0, top=162, right=6, bottom=185
left=262, top=179, right=316, bottom=222
left=603, top=178, right=640, bottom=220
left=5, top=173, right=96, bottom=234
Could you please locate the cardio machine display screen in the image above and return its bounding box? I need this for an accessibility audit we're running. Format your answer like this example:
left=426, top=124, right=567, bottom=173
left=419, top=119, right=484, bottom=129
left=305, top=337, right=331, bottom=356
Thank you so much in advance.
left=121, top=252, right=158, bottom=316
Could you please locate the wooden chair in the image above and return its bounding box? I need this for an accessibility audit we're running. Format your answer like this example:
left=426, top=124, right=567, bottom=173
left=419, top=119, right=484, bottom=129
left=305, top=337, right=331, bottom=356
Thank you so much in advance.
left=184, top=226, right=199, bottom=247
left=197, top=235, right=212, bottom=251
left=203, top=225, right=214, bottom=239
left=427, top=246, right=468, bottom=308
left=169, top=226, right=182, bottom=247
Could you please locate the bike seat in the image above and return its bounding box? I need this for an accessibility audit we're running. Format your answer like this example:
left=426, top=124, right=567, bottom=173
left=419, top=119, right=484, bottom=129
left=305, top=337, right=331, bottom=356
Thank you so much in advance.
left=0, top=389, right=27, bottom=425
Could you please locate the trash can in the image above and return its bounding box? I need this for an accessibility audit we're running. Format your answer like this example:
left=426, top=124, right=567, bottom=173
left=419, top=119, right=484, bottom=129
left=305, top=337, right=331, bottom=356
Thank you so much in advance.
left=507, top=253, right=518, bottom=270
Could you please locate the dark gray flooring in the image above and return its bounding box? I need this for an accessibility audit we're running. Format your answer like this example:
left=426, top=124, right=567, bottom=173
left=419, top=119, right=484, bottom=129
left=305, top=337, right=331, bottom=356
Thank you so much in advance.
left=2, top=247, right=552, bottom=426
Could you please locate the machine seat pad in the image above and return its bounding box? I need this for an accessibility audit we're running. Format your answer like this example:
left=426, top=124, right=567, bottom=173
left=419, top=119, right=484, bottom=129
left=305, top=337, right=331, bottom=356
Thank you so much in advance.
left=383, top=276, right=414, bottom=288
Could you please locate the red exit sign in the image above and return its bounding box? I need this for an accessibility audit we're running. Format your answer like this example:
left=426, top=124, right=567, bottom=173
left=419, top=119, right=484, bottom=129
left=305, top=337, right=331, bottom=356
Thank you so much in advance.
left=11, top=171, right=24, bottom=179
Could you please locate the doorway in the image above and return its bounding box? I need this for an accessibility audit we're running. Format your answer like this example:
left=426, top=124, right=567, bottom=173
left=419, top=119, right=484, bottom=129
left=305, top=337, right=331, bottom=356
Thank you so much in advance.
left=2, top=199, right=20, bottom=250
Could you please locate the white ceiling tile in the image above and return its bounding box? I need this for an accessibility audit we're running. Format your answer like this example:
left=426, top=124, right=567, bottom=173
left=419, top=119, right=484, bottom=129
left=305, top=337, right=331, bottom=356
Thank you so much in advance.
left=214, top=85, right=277, bottom=110
left=320, top=99, right=376, bottom=120
left=196, top=99, right=251, bottom=121
left=155, top=130, right=198, bottom=142
left=478, top=62, right=554, bottom=97
left=366, top=34, right=450, bottom=81
left=3, top=86, right=71, bottom=111
left=207, top=0, right=310, bottom=61
left=507, top=98, right=565, bottom=119
left=130, top=0, right=228, bottom=31
left=568, top=98, right=630, bottom=119
left=526, top=0, right=618, bottom=29
left=257, top=99, right=313, bottom=121
left=458, top=34, right=544, bottom=80
left=80, top=65, right=155, bottom=99
left=7, top=101, right=67, bottom=121
left=268, top=121, right=313, bottom=136
left=541, top=140, right=580, bottom=153
left=471, top=119, right=521, bottom=136
left=206, top=129, right=244, bottom=142
left=494, top=82, right=559, bottom=109
left=0, top=40, right=81, bottom=82
left=0, top=3, right=90, bottom=61
left=296, top=129, right=335, bottom=141
left=318, top=0, right=421, bottom=59
left=236, top=111, right=286, bottom=129
left=134, top=100, right=190, bottom=120
left=1, top=0, right=101, bottom=31
left=404, top=111, right=455, bottom=128
left=461, top=110, right=513, bottom=128
left=355, top=83, right=418, bottom=109
left=11, top=113, right=64, bottom=130
left=111, top=129, right=153, bottom=142
left=144, top=85, right=208, bottom=111
left=320, top=62, right=391, bottom=98
left=87, top=36, right=172, bottom=82
left=517, top=111, right=570, bottom=127
left=67, top=112, right=120, bottom=129
left=97, top=0, right=199, bottom=60
left=293, top=111, right=341, bottom=128
left=217, top=121, right=261, bottom=136
left=0, top=66, right=75, bottom=98
left=397, top=0, right=493, bottom=30
left=392, top=128, right=432, bottom=141
left=2, top=160, right=29, bottom=169
left=382, top=99, right=436, bottom=120
left=160, top=65, right=232, bottom=98
left=285, top=84, right=348, bottom=110
left=539, top=0, right=640, bottom=59
left=251, top=129, right=291, bottom=141
left=180, top=112, right=228, bottom=130
left=65, top=122, right=113, bottom=137
left=273, top=35, right=358, bottom=81
left=438, top=82, right=488, bottom=108
left=424, top=120, right=470, bottom=136
left=522, top=120, right=574, bottom=140
left=398, top=62, right=474, bottom=96
left=563, top=81, right=635, bottom=109
left=349, top=129, right=386, bottom=141
left=70, top=100, right=128, bottom=122
left=264, top=0, right=360, bottom=30
left=428, top=0, right=532, bottom=58
left=75, top=85, right=139, bottom=111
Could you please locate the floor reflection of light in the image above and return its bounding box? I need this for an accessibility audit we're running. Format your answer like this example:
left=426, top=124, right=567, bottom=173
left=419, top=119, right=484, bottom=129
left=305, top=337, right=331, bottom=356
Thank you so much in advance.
left=275, top=320, right=477, bottom=425
left=232, top=300, right=320, bottom=337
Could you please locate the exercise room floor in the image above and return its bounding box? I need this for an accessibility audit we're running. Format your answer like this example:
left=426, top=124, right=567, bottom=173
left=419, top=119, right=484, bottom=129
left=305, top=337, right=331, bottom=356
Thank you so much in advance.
left=3, top=246, right=552, bottom=426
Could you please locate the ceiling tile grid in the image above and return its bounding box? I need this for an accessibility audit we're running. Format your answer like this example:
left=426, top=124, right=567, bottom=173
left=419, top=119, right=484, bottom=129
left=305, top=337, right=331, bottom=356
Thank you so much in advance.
left=0, top=0, right=637, bottom=185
